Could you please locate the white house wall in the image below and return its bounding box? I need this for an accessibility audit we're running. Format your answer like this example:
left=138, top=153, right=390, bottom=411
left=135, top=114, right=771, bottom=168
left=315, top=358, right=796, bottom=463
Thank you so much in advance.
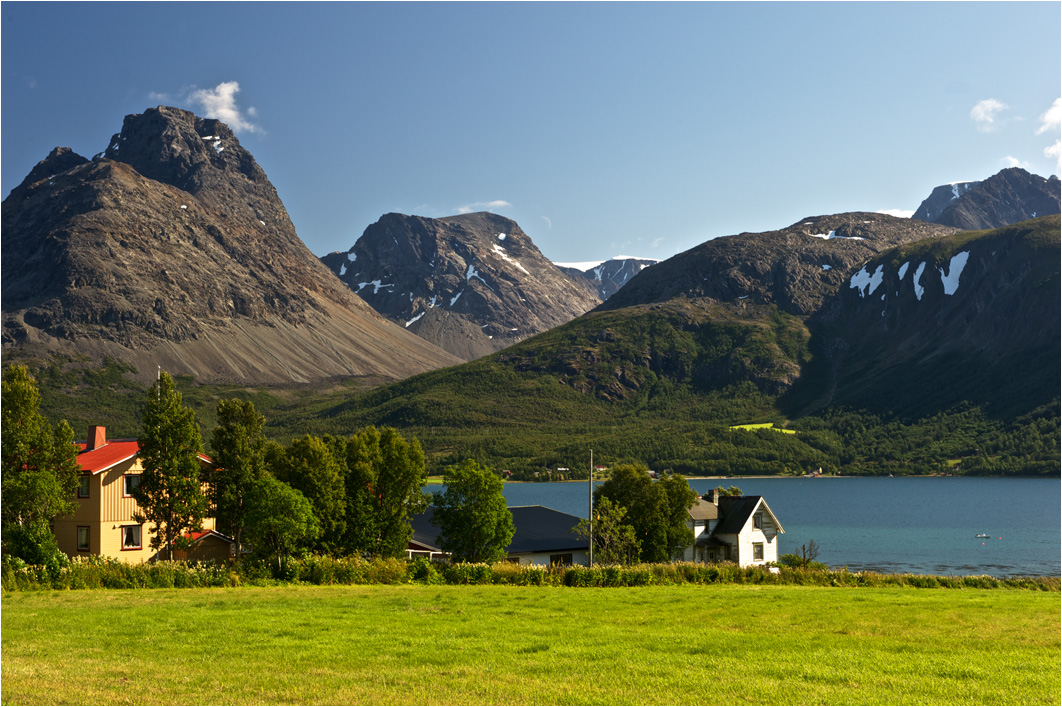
left=511, top=550, right=589, bottom=567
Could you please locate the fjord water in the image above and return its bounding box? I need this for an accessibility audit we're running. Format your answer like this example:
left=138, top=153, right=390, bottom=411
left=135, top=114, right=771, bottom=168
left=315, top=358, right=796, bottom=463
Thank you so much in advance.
left=490, top=476, right=1060, bottom=577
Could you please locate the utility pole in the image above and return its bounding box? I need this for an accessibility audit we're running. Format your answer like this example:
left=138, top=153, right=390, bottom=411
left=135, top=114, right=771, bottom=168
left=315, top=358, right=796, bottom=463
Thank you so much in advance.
left=589, top=448, right=594, bottom=566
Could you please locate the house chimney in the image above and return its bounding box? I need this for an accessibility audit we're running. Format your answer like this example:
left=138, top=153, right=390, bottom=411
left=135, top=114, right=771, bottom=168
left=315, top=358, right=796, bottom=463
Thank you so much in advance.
left=704, top=489, right=718, bottom=506
left=87, top=426, right=106, bottom=451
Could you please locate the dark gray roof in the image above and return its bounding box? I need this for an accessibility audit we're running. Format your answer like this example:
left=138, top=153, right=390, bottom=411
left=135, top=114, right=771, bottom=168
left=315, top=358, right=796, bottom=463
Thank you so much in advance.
left=409, top=505, right=588, bottom=556
left=712, top=496, right=762, bottom=534
left=507, top=505, right=587, bottom=554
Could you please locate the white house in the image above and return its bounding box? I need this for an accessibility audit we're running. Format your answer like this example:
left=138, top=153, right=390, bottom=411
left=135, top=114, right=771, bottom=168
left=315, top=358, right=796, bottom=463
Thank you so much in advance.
left=681, top=489, right=785, bottom=567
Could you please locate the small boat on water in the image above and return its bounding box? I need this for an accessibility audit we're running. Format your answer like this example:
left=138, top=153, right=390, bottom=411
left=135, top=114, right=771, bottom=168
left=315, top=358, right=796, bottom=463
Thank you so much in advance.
left=975, top=533, right=990, bottom=538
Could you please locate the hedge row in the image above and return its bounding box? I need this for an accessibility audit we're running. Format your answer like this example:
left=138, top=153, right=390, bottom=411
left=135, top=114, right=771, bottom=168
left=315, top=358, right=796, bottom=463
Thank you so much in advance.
left=2, top=555, right=1057, bottom=592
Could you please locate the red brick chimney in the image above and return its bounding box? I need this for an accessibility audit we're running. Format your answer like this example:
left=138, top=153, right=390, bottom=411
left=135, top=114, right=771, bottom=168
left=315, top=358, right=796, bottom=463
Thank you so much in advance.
left=87, top=426, right=107, bottom=451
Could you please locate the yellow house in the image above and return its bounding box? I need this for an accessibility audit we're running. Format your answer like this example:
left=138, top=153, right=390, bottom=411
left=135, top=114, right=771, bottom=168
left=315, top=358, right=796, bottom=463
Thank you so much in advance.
left=53, top=426, right=224, bottom=563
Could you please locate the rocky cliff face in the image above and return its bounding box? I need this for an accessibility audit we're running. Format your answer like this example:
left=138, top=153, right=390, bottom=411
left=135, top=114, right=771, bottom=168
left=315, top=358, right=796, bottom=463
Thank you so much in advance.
left=556, top=257, right=659, bottom=300
left=912, top=168, right=1060, bottom=230
left=1, top=106, right=461, bottom=383
left=321, top=212, right=601, bottom=360
left=599, top=212, right=959, bottom=317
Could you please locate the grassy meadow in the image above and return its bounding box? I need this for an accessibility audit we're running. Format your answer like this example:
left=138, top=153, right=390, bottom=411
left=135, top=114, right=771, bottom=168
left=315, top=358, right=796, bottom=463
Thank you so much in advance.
left=2, top=584, right=1058, bottom=705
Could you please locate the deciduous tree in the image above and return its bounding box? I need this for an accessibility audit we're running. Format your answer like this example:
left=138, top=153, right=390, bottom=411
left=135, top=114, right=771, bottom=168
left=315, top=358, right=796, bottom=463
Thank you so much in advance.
left=1, top=366, right=81, bottom=563
left=133, top=371, right=208, bottom=561
left=432, top=459, right=514, bottom=563
left=209, top=399, right=267, bottom=558
left=337, top=427, right=429, bottom=558
left=595, top=464, right=697, bottom=563
left=572, top=497, right=640, bottom=565
left=273, top=435, right=346, bottom=553
left=245, top=476, right=319, bottom=574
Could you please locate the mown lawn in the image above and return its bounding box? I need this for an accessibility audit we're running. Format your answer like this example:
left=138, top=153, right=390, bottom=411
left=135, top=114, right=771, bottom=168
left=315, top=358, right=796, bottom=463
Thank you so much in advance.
left=2, top=584, right=1058, bottom=705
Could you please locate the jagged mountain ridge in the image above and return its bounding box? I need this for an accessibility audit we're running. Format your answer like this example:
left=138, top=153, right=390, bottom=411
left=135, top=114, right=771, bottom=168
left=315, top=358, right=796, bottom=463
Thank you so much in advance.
left=1, top=106, right=461, bottom=383
left=556, top=257, right=659, bottom=300
left=321, top=212, right=601, bottom=360
left=912, top=167, right=1060, bottom=230
left=600, top=212, right=960, bottom=317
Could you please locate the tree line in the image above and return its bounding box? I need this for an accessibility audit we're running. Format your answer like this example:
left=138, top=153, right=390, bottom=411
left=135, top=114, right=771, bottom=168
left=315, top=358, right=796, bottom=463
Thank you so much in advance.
left=1, top=366, right=518, bottom=571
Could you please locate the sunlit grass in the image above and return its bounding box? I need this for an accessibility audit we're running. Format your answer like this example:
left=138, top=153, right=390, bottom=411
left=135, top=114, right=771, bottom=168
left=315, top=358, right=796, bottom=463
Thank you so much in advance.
left=3, top=584, right=1058, bottom=705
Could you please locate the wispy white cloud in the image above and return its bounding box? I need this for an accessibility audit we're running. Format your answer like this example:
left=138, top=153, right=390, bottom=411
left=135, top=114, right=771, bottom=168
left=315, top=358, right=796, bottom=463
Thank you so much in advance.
left=1036, top=98, right=1062, bottom=170
left=540, top=216, right=552, bottom=230
left=148, top=91, right=172, bottom=103
left=456, top=200, right=511, bottom=215
left=970, top=98, right=1009, bottom=133
left=1001, top=155, right=1031, bottom=169
left=1035, top=97, right=1062, bottom=136
left=650, top=237, right=664, bottom=248
left=187, top=81, right=262, bottom=134
left=1046, top=141, right=1062, bottom=171
left=876, top=209, right=914, bottom=219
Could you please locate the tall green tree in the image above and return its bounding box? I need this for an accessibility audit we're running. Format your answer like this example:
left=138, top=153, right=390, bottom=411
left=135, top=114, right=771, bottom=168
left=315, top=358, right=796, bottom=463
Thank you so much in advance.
left=432, top=459, right=514, bottom=563
left=133, top=371, right=208, bottom=561
left=1, top=366, right=81, bottom=563
left=245, top=476, right=319, bottom=575
left=572, top=497, right=640, bottom=565
left=273, top=435, right=346, bottom=553
left=595, top=464, right=697, bottom=563
left=209, top=399, right=267, bottom=558
left=337, top=427, right=429, bottom=558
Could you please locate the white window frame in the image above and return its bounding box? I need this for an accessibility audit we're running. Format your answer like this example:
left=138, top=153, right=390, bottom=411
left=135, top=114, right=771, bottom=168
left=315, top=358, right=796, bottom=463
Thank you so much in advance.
left=753, top=542, right=764, bottom=561
left=121, top=525, right=142, bottom=550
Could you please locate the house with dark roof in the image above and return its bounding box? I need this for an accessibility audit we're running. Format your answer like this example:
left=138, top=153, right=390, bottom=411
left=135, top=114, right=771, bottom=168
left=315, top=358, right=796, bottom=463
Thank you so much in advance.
left=681, top=488, right=785, bottom=567
left=53, top=425, right=222, bottom=562
left=409, top=505, right=589, bottom=566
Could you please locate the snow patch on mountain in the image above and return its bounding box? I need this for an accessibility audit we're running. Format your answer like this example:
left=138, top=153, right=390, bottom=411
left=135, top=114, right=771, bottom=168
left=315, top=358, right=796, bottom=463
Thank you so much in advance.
left=940, top=251, right=970, bottom=295
left=491, top=243, right=531, bottom=275
left=849, top=264, right=885, bottom=297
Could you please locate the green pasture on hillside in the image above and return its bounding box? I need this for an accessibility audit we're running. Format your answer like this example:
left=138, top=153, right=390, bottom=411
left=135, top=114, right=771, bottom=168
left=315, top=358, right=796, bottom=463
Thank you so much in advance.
left=2, top=584, right=1058, bottom=705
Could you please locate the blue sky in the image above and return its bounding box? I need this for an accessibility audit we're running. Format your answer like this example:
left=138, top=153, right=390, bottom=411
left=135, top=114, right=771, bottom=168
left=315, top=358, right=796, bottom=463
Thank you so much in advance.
left=3, top=2, right=1059, bottom=263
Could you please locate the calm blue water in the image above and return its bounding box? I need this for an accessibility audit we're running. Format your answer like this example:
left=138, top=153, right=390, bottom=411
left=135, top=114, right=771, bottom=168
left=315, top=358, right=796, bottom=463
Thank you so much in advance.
left=432, top=476, right=1060, bottom=577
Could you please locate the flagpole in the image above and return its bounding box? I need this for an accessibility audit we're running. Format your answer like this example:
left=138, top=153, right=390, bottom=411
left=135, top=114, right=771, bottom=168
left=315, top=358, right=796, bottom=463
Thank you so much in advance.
left=589, top=449, right=594, bottom=566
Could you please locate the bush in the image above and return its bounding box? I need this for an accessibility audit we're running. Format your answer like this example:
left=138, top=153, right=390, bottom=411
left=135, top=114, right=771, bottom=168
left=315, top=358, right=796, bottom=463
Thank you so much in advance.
left=2, top=554, right=1057, bottom=592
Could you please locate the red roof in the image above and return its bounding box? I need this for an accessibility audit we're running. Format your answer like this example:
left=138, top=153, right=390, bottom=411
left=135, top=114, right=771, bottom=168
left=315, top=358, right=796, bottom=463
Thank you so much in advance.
left=76, top=440, right=212, bottom=475
left=77, top=440, right=140, bottom=475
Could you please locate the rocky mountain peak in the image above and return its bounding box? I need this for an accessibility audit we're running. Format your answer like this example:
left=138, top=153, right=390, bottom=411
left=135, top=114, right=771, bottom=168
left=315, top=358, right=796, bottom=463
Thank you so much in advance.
left=2, top=107, right=460, bottom=383
left=8, top=146, right=90, bottom=198
left=913, top=168, right=1060, bottom=230
left=322, top=211, right=601, bottom=360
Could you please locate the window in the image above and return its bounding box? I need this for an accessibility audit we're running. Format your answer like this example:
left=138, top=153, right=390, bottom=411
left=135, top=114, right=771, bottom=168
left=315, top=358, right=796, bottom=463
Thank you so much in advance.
left=121, top=525, right=142, bottom=550
left=77, top=526, right=90, bottom=552
left=549, top=553, right=573, bottom=566
left=753, top=512, right=763, bottom=530
left=753, top=542, right=764, bottom=561
left=123, top=474, right=141, bottom=497
left=78, top=475, right=90, bottom=498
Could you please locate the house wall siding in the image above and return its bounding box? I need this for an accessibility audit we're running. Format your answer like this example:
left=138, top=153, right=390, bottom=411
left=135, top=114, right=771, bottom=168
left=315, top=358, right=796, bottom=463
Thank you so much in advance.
left=55, top=454, right=214, bottom=563
left=509, top=550, right=589, bottom=567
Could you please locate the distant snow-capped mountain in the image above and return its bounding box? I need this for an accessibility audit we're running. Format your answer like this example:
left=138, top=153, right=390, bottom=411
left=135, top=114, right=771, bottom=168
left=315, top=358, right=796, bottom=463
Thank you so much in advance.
left=554, top=256, right=660, bottom=300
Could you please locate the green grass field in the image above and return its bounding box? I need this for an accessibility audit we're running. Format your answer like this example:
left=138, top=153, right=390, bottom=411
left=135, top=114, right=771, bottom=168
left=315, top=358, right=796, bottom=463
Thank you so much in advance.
left=2, top=584, right=1058, bottom=705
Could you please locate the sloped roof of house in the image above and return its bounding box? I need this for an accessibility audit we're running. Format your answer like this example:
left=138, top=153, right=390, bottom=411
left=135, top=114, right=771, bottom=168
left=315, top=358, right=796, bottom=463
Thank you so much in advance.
left=76, top=440, right=140, bottom=475
left=76, top=439, right=212, bottom=475
left=507, top=505, right=586, bottom=554
left=713, top=496, right=785, bottom=535
left=688, top=497, right=719, bottom=521
left=181, top=530, right=235, bottom=545
left=409, top=505, right=588, bottom=556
